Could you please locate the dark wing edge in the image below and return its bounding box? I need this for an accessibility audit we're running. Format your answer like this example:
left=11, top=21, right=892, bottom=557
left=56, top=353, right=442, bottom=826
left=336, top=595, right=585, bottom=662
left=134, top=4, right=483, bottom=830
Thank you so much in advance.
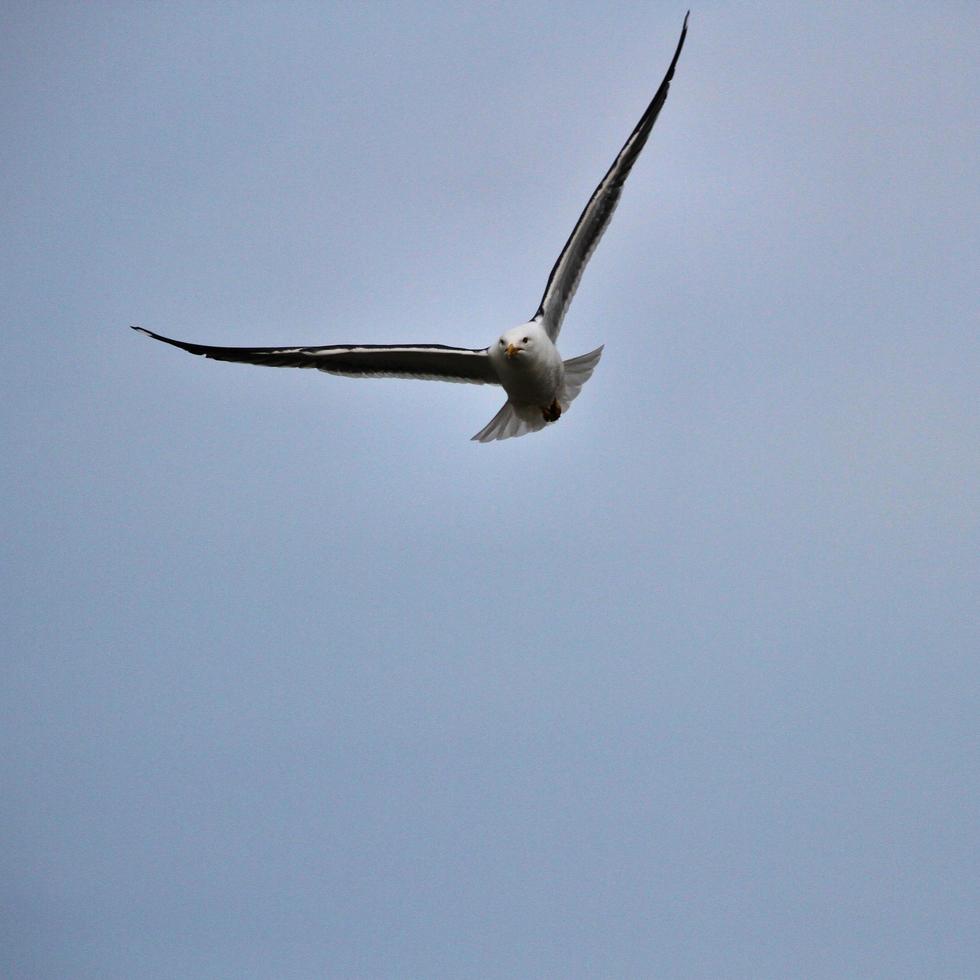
left=131, top=326, right=499, bottom=385
left=532, top=12, right=688, bottom=339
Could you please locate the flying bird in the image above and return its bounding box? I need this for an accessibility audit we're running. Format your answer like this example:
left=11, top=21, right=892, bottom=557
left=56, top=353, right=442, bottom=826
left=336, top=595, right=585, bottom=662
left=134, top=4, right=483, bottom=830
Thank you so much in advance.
left=134, top=14, right=688, bottom=442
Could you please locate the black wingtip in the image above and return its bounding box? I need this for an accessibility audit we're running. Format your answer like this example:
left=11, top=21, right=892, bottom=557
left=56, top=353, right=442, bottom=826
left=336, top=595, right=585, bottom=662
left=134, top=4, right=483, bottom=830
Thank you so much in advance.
left=668, top=12, right=689, bottom=79
left=130, top=325, right=189, bottom=351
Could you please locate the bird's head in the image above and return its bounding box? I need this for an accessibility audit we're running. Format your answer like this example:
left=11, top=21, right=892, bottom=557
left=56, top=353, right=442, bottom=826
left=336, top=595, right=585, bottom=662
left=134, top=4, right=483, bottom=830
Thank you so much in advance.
left=497, top=325, right=537, bottom=361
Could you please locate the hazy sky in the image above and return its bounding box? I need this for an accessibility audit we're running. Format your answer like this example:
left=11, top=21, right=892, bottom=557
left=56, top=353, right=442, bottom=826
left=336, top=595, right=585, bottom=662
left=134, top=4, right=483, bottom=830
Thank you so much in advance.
left=2, top=3, right=977, bottom=977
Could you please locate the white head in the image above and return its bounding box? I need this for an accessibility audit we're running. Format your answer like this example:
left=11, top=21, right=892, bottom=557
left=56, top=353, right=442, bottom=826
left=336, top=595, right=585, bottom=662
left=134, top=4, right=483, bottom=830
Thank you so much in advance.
left=495, top=321, right=549, bottom=362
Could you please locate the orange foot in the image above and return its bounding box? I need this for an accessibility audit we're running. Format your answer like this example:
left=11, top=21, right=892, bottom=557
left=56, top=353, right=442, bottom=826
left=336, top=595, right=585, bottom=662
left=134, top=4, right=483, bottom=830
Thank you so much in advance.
left=542, top=399, right=562, bottom=423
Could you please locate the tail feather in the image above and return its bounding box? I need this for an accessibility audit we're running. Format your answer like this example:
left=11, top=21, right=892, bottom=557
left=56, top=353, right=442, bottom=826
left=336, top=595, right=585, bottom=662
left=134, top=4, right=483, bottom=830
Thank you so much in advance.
left=471, top=345, right=603, bottom=443
left=559, top=345, right=603, bottom=408
left=471, top=401, right=548, bottom=443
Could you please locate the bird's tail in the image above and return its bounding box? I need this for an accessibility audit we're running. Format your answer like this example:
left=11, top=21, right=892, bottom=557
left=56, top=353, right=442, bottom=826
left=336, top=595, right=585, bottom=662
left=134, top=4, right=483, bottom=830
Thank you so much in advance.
left=471, top=401, right=549, bottom=442
left=558, top=345, right=603, bottom=409
left=470, top=345, right=603, bottom=443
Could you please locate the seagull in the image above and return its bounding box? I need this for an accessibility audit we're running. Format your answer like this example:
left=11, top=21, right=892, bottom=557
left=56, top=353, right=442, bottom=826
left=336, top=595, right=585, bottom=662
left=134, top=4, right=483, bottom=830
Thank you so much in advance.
left=134, top=14, right=688, bottom=442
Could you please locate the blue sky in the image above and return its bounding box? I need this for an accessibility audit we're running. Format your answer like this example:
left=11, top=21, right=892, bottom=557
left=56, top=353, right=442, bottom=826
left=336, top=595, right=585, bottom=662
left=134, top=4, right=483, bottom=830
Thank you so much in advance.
left=2, top=2, right=978, bottom=977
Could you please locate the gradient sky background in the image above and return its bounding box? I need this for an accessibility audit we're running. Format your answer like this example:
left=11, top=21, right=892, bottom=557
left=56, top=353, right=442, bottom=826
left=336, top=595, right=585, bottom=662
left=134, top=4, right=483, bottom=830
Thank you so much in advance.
left=2, top=2, right=978, bottom=977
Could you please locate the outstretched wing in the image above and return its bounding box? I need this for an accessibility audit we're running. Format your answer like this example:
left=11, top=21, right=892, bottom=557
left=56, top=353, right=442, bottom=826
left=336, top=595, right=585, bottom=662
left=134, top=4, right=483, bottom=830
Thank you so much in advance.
left=132, top=326, right=499, bottom=385
left=532, top=13, right=688, bottom=340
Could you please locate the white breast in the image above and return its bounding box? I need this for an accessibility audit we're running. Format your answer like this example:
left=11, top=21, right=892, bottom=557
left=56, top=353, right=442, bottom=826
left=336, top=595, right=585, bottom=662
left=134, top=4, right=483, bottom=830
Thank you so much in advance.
left=489, top=333, right=564, bottom=407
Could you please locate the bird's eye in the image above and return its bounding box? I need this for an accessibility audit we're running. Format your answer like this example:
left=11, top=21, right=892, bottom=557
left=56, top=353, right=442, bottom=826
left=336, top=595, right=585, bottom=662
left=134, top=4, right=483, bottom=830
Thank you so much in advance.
left=499, top=339, right=505, bottom=346
left=522, top=337, right=529, bottom=343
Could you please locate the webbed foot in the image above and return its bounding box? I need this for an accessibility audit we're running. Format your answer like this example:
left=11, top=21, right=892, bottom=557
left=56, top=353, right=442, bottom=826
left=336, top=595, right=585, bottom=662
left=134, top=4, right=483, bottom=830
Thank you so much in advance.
left=542, top=399, right=562, bottom=422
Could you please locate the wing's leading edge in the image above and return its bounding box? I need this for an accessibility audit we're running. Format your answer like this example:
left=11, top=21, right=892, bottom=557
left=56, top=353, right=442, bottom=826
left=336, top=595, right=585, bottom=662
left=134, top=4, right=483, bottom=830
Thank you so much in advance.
left=131, top=326, right=499, bottom=385
left=532, top=12, right=688, bottom=340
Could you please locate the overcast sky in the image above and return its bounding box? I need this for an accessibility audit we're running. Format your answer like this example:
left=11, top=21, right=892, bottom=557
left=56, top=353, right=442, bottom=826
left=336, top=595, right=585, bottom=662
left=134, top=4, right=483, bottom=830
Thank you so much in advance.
left=2, top=2, right=978, bottom=977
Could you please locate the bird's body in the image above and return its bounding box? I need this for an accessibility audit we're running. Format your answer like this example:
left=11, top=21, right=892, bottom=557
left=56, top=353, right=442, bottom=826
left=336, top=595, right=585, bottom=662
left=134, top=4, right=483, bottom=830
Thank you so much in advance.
left=490, top=323, right=563, bottom=410
left=134, top=15, right=688, bottom=442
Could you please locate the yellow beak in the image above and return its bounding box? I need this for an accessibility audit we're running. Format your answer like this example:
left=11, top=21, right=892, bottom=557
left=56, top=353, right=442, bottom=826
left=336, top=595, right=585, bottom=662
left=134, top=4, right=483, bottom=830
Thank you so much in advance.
left=505, top=343, right=522, bottom=359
